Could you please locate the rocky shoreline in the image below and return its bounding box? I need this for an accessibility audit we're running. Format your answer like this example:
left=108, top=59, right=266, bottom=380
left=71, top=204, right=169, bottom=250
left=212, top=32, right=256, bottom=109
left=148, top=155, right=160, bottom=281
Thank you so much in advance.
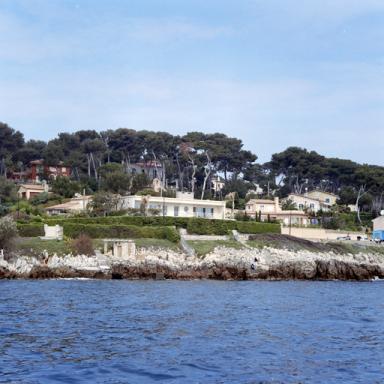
left=1, top=245, right=384, bottom=281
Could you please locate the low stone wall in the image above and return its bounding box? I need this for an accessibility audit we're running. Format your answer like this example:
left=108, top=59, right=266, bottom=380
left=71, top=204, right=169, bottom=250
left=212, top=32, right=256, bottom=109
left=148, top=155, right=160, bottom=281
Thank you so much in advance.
left=281, top=227, right=366, bottom=241
left=182, top=235, right=229, bottom=241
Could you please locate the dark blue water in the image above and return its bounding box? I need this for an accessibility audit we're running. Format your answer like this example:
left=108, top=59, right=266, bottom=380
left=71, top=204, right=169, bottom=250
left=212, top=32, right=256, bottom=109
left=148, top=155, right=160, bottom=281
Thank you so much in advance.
left=0, top=281, right=383, bottom=383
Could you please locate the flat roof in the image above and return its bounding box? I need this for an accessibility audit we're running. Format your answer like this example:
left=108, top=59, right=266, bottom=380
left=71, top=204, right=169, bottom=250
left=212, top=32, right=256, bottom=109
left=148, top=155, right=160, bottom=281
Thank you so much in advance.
left=247, top=199, right=275, bottom=204
left=126, top=195, right=226, bottom=206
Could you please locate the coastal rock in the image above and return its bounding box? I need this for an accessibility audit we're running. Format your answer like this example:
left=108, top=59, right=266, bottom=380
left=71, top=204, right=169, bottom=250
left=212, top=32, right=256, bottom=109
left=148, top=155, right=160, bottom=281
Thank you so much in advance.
left=1, top=245, right=384, bottom=281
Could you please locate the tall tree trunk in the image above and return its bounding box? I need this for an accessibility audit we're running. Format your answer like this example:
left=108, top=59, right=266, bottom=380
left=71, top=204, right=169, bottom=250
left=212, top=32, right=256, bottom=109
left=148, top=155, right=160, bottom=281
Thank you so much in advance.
left=201, top=152, right=212, bottom=200
left=90, top=152, right=98, bottom=180
left=355, top=185, right=368, bottom=225
left=87, top=154, right=91, bottom=178
left=175, top=154, right=183, bottom=191
left=188, top=155, right=196, bottom=193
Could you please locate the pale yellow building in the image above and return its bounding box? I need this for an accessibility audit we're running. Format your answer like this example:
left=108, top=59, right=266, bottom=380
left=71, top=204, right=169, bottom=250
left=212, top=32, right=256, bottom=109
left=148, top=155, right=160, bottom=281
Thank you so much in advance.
left=306, top=190, right=338, bottom=207
left=245, top=197, right=309, bottom=226
left=287, top=194, right=322, bottom=213
left=46, top=195, right=93, bottom=215
left=287, top=190, right=339, bottom=213
left=18, top=183, right=49, bottom=200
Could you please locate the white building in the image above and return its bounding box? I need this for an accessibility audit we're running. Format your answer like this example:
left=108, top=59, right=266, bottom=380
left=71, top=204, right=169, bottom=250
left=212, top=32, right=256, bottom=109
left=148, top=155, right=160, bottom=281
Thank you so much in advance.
left=211, top=176, right=225, bottom=193
left=119, top=192, right=226, bottom=220
left=372, top=215, right=384, bottom=231
left=245, top=197, right=309, bottom=226
left=46, top=195, right=93, bottom=215
left=128, top=160, right=164, bottom=181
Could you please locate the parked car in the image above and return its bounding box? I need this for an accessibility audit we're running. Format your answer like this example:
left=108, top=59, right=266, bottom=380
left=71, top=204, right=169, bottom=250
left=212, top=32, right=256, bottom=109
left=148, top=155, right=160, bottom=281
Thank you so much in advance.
left=337, top=235, right=351, bottom=241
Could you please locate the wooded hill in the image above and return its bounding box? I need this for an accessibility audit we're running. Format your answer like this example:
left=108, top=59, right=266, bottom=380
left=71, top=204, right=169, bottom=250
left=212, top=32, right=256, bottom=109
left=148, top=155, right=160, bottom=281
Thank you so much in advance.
left=1, top=122, right=383, bottom=214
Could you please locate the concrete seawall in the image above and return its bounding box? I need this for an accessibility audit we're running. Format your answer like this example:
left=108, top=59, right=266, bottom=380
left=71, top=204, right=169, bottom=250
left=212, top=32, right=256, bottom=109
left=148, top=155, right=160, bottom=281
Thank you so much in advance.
left=281, top=227, right=366, bottom=241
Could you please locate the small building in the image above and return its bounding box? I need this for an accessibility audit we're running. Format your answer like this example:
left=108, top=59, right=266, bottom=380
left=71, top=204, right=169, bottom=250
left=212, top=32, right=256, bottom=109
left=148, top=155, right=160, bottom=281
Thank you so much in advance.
left=40, top=225, right=63, bottom=240
left=128, top=160, right=164, bottom=181
left=30, top=159, right=71, bottom=182
left=119, top=191, right=226, bottom=220
left=347, top=204, right=358, bottom=213
left=372, top=216, right=384, bottom=231
left=45, top=195, right=93, bottom=215
left=245, top=197, right=309, bottom=226
left=286, top=190, right=339, bottom=213
left=211, top=176, right=225, bottom=193
left=152, top=178, right=162, bottom=193
left=103, top=239, right=136, bottom=260
left=246, top=184, right=264, bottom=196
left=18, top=183, right=49, bottom=200
left=306, top=190, right=338, bottom=208
left=287, top=194, right=323, bottom=213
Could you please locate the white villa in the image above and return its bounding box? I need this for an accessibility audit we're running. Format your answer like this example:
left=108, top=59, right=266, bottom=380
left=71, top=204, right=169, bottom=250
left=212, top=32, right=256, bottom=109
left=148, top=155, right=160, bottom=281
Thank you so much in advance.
left=245, top=197, right=309, bottom=226
left=119, top=192, right=226, bottom=220
left=46, top=195, right=93, bottom=215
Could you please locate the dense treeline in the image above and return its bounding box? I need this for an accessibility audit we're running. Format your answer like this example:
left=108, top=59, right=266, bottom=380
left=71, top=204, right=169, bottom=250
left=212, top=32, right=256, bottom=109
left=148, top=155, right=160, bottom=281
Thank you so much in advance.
left=1, top=122, right=384, bottom=214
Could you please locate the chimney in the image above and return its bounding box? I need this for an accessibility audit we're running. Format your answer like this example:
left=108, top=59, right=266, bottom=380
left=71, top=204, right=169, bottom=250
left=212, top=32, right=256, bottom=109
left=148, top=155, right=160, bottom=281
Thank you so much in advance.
left=42, top=180, right=49, bottom=193
left=274, top=197, right=280, bottom=213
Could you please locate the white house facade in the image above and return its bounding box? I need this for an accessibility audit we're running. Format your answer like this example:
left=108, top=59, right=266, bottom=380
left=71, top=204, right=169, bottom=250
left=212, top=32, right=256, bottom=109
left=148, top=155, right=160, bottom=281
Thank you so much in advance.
left=373, top=216, right=384, bottom=231
left=119, top=192, right=226, bottom=220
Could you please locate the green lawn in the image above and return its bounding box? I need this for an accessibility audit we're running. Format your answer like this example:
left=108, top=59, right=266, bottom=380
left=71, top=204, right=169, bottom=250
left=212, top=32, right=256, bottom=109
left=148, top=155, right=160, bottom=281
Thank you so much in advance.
left=134, top=238, right=180, bottom=250
left=16, top=237, right=179, bottom=257
left=187, top=240, right=244, bottom=257
left=93, top=238, right=179, bottom=251
left=15, top=237, right=72, bottom=256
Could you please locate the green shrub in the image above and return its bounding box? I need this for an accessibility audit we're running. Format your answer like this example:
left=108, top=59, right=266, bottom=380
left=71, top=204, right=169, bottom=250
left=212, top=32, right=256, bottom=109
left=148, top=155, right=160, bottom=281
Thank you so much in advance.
left=0, top=216, right=19, bottom=251
left=236, top=221, right=280, bottom=234
left=17, top=223, right=44, bottom=237
left=38, top=215, right=280, bottom=236
left=71, top=234, right=94, bottom=256
left=63, top=223, right=179, bottom=242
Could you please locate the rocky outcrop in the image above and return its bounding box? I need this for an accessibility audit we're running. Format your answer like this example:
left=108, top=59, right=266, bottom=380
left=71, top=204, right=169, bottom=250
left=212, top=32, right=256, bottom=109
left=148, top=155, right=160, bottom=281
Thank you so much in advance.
left=1, top=245, right=383, bottom=281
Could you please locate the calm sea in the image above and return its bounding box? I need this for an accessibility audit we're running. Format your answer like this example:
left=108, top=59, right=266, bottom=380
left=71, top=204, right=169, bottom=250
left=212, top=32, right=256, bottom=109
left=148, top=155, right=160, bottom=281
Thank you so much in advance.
left=0, top=280, right=383, bottom=383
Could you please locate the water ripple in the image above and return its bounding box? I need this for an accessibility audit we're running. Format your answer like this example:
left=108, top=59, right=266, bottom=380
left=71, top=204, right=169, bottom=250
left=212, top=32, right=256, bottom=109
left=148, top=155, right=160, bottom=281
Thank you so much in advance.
left=0, top=280, right=383, bottom=383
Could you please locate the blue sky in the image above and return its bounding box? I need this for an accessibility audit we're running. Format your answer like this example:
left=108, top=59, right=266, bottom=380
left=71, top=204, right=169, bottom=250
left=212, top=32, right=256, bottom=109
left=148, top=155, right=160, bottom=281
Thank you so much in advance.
left=0, top=0, right=383, bottom=164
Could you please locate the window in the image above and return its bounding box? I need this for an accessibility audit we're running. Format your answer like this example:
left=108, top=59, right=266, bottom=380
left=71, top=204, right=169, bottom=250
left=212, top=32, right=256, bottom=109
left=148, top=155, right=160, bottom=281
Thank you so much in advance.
left=174, top=206, right=179, bottom=217
left=184, top=206, right=189, bottom=213
left=310, top=203, right=315, bottom=209
left=299, top=204, right=304, bottom=210
left=325, top=198, right=330, bottom=203
left=194, top=207, right=207, bottom=218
